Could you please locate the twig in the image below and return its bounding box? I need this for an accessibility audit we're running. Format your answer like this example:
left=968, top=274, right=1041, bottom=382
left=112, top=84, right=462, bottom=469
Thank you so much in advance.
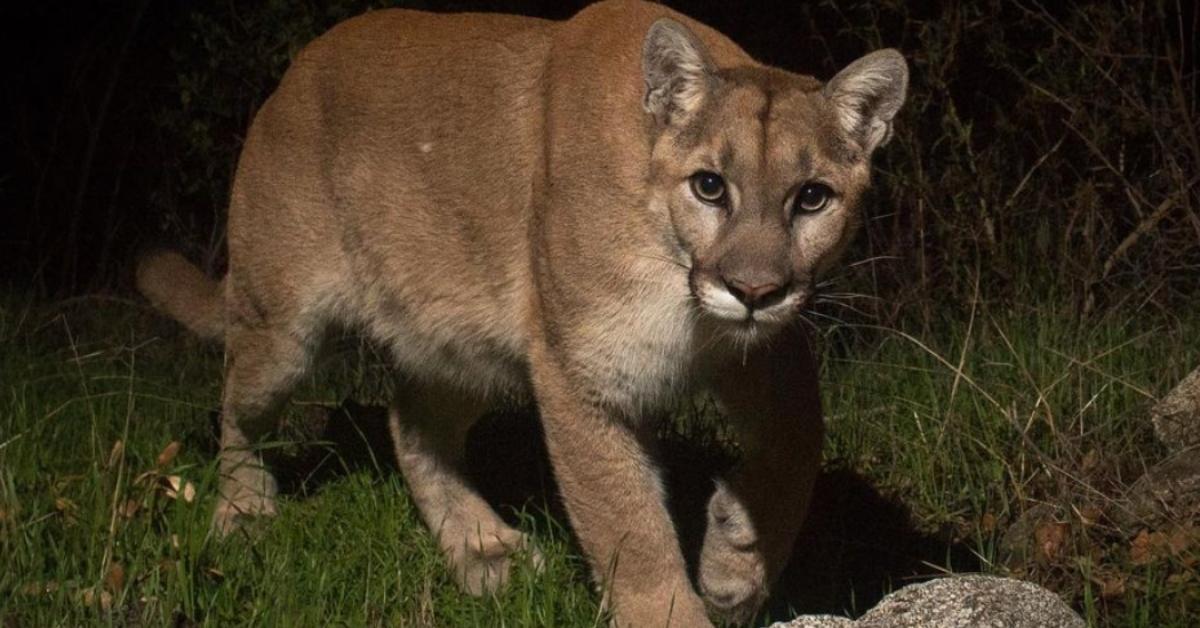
left=1100, top=193, right=1180, bottom=280
left=1002, top=135, right=1066, bottom=210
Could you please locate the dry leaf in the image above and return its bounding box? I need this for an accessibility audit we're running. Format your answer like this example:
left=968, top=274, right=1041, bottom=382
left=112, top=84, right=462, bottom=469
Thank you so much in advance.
left=104, top=562, right=125, bottom=593
left=54, top=497, right=76, bottom=513
left=1077, top=505, right=1103, bottom=527
left=162, top=476, right=196, bottom=503
left=107, top=440, right=125, bottom=469
left=1034, top=520, right=1070, bottom=561
left=1130, top=529, right=1168, bottom=565
left=1167, top=571, right=1193, bottom=585
left=1129, top=530, right=1151, bottom=564
left=120, top=498, right=140, bottom=519
left=1092, top=571, right=1126, bottom=599
left=80, top=586, right=113, bottom=610
left=1081, top=448, right=1100, bottom=473
left=1166, top=525, right=1196, bottom=556
left=156, top=441, right=182, bottom=468
left=18, top=581, right=60, bottom=596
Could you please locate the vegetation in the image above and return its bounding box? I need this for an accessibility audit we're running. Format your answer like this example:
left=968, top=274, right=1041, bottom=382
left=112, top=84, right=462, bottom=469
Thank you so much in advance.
left=1, top=297, right=1197, bottom=625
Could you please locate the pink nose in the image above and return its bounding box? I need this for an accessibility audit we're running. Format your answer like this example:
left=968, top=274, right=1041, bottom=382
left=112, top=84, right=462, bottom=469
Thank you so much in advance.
left=722, top=277, right=787, bottom=309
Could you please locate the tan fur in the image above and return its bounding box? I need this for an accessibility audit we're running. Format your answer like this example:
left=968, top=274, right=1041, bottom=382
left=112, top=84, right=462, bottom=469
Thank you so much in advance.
left=138, top=2, right=906, bottom=625
left=136, top=251, right=224, bottom=342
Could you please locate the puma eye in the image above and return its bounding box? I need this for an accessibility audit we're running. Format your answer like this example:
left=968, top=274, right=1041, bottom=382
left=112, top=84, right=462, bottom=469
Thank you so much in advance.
left=690, top=171, right=727, bottom=204
left=794, top=183, right=834, bottom=214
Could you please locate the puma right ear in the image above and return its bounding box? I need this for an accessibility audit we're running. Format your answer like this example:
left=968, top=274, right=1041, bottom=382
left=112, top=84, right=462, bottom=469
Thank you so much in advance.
left=642, top=18, right=717, bottom=125
left=823, top=49, right=909, bottom=154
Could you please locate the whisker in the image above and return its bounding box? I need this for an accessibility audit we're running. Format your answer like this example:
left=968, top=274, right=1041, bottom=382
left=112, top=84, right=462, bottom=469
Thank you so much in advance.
left=846, top=255, right=899, bottom=268
left=815, top=278, right=840, bottom=290
left=632, top=253, right=691, bottom=271
left=814, top=298, right=873, bottom=319
left=795, top=312, right=820, bottom=335
left=803, top=308, right=850, bottom=327
left=694, top=321, right=729, bottom=356
left=818, top=291, right=880, bottom=302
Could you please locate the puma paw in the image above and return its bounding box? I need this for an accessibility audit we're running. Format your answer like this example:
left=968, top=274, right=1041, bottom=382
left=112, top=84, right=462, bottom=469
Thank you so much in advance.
left=211, top=492, right=278, bottom=537
left=697, top=485, right=769, bottom=623
left=211, top=469, right=279, bottom=537
left=442, top=526, right=543, bottom=596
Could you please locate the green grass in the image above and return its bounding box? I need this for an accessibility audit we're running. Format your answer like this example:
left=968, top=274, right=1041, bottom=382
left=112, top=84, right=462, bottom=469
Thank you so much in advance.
left=0, top=300, right=599, bottom=626
left=2, top=296, right=1198, bottom=625
left=813, top=306, right=1199, bottom=626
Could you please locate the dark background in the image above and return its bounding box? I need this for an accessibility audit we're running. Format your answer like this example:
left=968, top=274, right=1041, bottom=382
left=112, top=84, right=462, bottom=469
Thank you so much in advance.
left=0, top=0, right=834, bottom=293
left=1, top=1, right=1197, bottom=322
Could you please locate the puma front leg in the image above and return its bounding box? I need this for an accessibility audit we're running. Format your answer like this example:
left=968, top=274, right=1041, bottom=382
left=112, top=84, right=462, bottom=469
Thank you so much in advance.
left=698, top=329, right=824, bottom=623
left=530, top=340, right=712, bottom=628
left=389, top=383, right=540, bottom=596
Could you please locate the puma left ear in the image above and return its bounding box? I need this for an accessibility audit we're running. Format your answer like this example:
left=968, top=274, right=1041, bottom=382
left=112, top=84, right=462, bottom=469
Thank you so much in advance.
left=823, top=49, right=909, bottom=153
left=642, top=18, right=717, bottom=125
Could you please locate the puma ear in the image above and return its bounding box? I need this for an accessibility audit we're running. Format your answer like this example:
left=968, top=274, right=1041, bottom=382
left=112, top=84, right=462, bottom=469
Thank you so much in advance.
left=823, top=49, right=909, bottom=153
left=642, top=18, right=717, bottom=125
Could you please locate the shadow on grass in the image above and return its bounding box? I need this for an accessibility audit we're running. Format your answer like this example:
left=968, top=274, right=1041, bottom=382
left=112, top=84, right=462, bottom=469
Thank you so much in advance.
left=205, top=401, right=978, bottom=619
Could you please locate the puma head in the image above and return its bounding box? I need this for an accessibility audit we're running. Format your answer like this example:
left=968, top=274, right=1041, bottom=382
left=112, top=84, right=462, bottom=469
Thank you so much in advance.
left=642, top=18, right=907, bottom=336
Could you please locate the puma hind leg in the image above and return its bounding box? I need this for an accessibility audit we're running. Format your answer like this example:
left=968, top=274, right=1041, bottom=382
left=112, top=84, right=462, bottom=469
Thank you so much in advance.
left=213, top=323, right=317, bottom=535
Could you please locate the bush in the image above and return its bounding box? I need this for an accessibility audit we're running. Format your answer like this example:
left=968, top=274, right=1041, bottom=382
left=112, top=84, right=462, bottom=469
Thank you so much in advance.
left=805, top=1, right=1199, bottom=322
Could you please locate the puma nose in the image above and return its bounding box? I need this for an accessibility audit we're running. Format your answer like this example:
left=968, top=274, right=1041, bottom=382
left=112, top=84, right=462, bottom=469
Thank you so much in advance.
left=722, top=277, right=788, bottom=309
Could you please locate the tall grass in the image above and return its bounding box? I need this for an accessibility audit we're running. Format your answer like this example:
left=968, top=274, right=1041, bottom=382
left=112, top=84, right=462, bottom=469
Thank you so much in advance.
left=814, top=305, right=1198, bottom=626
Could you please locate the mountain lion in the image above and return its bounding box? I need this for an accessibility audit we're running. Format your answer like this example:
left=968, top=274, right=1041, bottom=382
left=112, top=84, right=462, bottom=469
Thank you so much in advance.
left=138, top=1, right=907, bottom=625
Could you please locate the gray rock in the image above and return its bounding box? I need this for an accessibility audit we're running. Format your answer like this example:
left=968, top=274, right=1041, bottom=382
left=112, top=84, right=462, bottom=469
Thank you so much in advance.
left=769, top=576, right=1083, bottom=628
left=773, top=617, right=854, bottom=628
left=1150, top=366, right=1200, bottom=453
left=855, top=576, right=1084, bottom=627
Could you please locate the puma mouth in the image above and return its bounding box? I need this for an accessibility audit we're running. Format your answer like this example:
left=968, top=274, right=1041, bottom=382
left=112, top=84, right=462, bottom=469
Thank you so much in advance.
left=692, top=279, right=809, bottom=327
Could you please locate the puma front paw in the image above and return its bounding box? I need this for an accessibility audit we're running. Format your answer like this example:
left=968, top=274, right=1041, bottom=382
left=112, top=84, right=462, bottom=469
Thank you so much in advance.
left=697, top=484, right=769, bottom=624
left=441, top=524, right=543, bottom=596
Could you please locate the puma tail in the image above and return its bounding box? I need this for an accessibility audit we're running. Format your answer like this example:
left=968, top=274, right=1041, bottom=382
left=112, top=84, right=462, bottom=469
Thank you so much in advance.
left=136, top=251, right=225, bottom=343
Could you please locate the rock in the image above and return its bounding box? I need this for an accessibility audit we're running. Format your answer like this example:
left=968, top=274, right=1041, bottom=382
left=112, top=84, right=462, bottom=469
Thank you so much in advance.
left=1150, top=366, right=1200, bottom=453
left=774, top=617, right=854, bottom=628
left=769, top=576, right=1084, bottom=628
left=855, top=575, right=1084, bottom=627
